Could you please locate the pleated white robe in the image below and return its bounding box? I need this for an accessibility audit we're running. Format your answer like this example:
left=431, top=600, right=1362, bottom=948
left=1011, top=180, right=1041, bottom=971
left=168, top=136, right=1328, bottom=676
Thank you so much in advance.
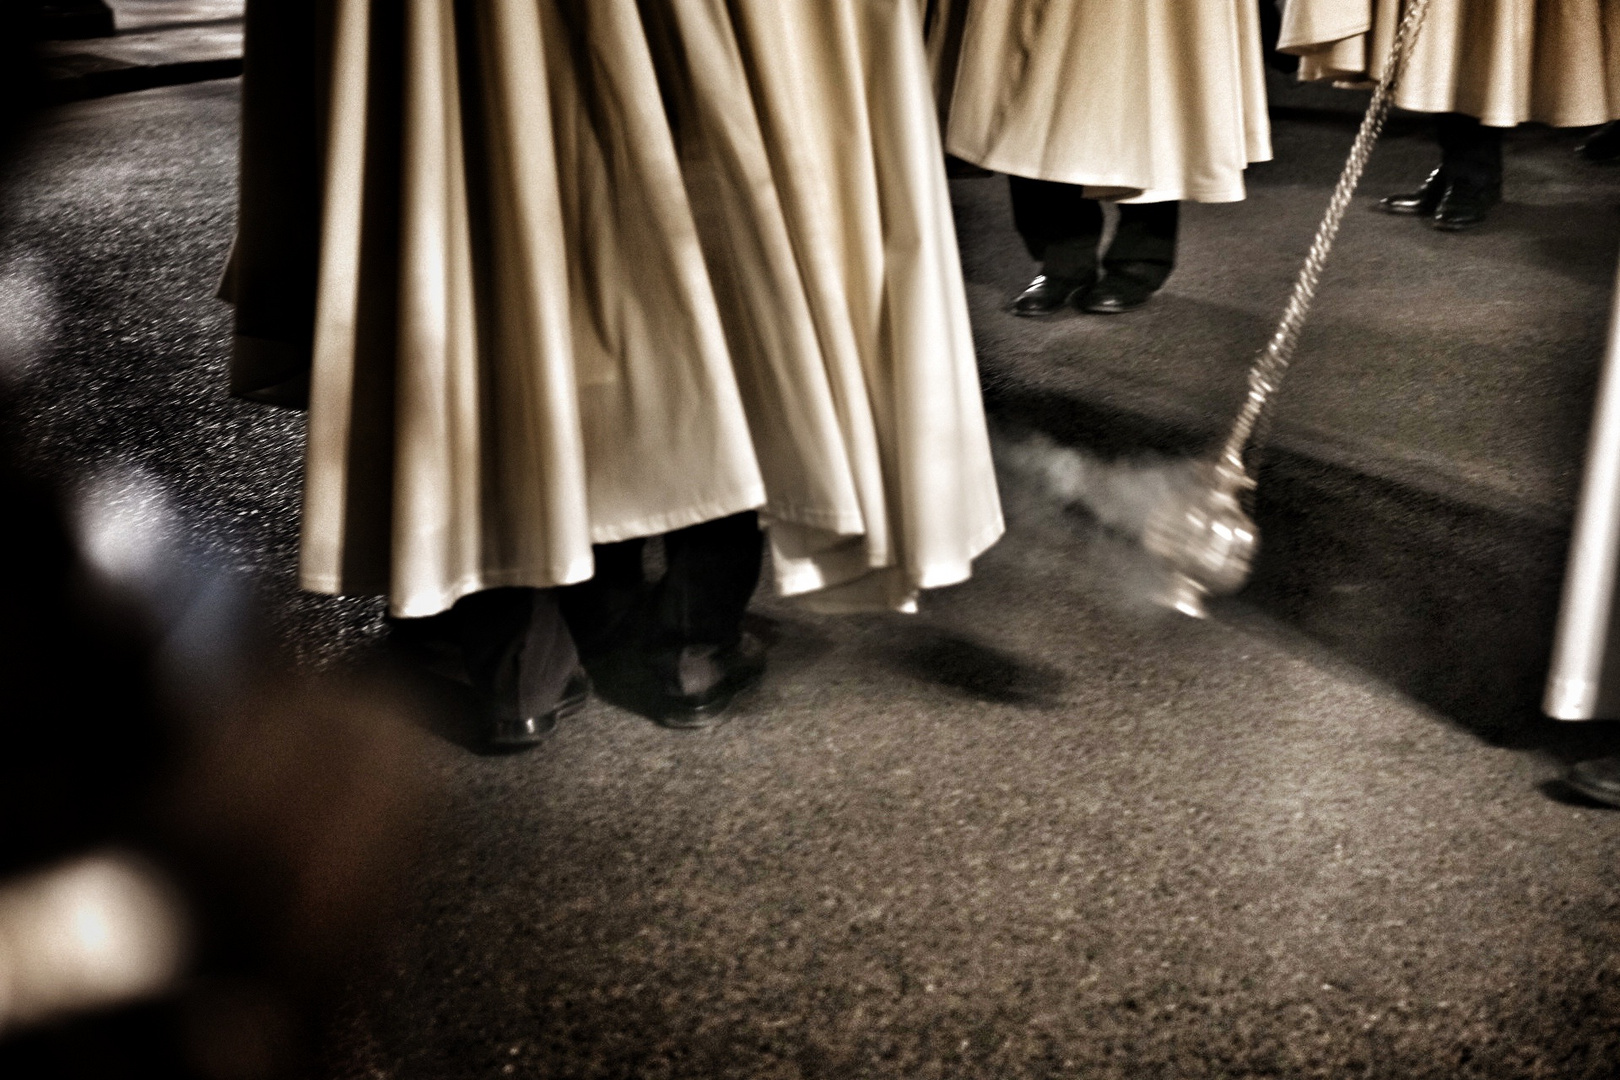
left=929, top=0, right=1274, bottom=203
left=648, top=0, right=1004, bottom=611
left=1279, top=0, right=1620, bottom=127
left=1547, top=261, right=1620, bottom=720
left=294, top=0, right=1001, bottom=617
left=302, top=0, right=766, bottom=617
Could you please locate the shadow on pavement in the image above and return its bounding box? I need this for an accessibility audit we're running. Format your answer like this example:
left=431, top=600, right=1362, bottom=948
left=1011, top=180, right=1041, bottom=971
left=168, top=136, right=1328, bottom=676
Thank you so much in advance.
left=987, top=382, right=1620, bottom=760
left=1538, top=777, right=1620, bottom=809
left=371, top=628, right=523, bottom=756
left=889, top=628, right=1068, bottom=708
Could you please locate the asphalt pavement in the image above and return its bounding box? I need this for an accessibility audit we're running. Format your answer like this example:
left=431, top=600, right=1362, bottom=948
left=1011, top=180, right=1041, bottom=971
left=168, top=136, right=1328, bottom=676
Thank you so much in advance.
left=36, top=0, right=243, bottom=102
left=5, top=77, right=1620, bottom=1079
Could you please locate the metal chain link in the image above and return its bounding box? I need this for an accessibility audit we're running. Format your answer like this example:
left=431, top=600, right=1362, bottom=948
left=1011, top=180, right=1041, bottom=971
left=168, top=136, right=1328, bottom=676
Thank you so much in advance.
left=1217, top=0, right=1436, bottom=491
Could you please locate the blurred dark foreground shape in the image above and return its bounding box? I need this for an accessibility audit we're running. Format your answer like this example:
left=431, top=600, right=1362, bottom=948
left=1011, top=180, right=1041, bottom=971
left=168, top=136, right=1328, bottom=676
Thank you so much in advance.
left=2, top=13, right=433, bottom=1070
left=0, top=418, right=434, bottom=1079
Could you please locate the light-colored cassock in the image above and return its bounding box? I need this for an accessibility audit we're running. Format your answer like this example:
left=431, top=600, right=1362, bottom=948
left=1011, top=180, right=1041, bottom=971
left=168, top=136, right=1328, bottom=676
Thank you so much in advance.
left=1547, top=263, right=1620, bottom=721
left=297, top=0, right=1002, bottom=618
left=927, top=0, right=1274, bottom=202
left=1279, top=0, right=1620, bottom=127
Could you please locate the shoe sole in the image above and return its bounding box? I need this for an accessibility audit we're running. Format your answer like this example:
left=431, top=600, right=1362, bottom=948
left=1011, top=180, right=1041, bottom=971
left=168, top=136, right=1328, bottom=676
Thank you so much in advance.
left=485, top=681, right=591, bottom=748
left=652, top=665, right=766, bottom=730
left=1010, top=302, right=1077, bottom=318
left=1078, top=300, right=1149, bottom=315
left=1430, top=192, right=1500, bottom=232
left=1010, top=285, right=1089, bottom=318
left=486, top=724, right=554, bottom=749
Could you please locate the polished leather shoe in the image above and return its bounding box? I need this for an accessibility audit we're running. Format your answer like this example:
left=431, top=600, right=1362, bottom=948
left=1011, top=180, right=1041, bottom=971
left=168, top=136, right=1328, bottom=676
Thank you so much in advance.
left=1565, top=755, right=1620, bottom=808
left=1011, top=273, right=1091, bottom=317
left=1077, top=272, right=1158, bottom=314
left=487, top=667, right=591, bottom=748
left=583, top=631, right=768, bottom=729
left=1377, top=168, right=1447, bottom=216
left=1430, top=178, right=1500, bottom=231
left=650, top=632, right=768, bottom=729
left=1577, top=121, right=1620, bottom=165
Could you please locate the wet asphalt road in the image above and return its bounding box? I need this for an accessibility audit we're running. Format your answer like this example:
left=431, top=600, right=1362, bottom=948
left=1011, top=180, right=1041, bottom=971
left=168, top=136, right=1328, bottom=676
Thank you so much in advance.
left=7, top=80, right=1620, bottom=1079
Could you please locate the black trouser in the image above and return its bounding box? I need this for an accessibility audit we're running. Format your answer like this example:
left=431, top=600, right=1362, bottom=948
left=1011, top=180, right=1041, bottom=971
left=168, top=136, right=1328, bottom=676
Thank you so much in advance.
left=1436, top=113, right=1503, bottom=189
left=560, top=511, right=763, bottom=662
left=1008, top=176, right=1179, bottom=288
left=449, top=587, right=579, bottom=715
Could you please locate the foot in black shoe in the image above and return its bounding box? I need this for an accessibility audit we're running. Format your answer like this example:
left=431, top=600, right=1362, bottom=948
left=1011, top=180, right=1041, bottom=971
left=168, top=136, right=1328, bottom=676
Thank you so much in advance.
left=453, top=588, right=587, bottom=751
left=1377, top=167, right=1447, bottom=216
left=1011, top=273, right=1091, bottom=317
left=1430, top=177, right=1500, bottom=231
left=1577, top=121, right=1620, bottom=165
left=650, top=632, right=768, bottom=729
left=1077, top=272, right=1158, bottom=314
left=487, top=667, right=591, bottom=748
left=1564, top=755, right=1620, bottom=808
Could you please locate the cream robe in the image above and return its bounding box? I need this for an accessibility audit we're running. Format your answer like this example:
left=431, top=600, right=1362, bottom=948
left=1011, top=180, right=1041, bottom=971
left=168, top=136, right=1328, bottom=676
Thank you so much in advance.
left=646, top=0, right=1004, bottom=611
left=929, top=0, right=1274, bottom=203
left=1279, top=0, right=1620, bottom=127
left=1547, top=261, right=1620, bottom=720
left=292, top=0, right=1001, bottom=617
left=302, top=0, right=766, bottom=617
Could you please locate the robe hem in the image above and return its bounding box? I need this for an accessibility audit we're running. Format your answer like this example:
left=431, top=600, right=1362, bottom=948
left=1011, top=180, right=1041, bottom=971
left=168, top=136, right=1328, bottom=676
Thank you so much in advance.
left=588, top=484, right=767, bottom=546
left=944, top=144, right=1256, bottom=204
left=302, top=556, right=599, bottom=619
left=1546, top=676, right=1602, bottom=721
left=773, top=514, right=1005, bottom=605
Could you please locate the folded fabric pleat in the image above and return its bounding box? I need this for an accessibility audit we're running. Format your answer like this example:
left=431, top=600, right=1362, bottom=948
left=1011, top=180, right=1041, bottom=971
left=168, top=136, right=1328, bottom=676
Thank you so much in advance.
left=931, top=0, right=1274, bottom=203
left=1280, top=0, right=1620, bottom=128
left=294, top=0, right=1000, bottom=617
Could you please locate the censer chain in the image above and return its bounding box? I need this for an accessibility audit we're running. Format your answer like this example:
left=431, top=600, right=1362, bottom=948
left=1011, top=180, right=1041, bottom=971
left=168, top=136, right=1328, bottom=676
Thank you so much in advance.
left=1216, top=0, right=1436, bottom=493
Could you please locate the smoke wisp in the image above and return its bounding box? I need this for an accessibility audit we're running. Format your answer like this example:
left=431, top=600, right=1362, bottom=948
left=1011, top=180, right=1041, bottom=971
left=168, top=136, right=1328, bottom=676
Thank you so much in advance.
left=996, top=433, right=1205, bottom=544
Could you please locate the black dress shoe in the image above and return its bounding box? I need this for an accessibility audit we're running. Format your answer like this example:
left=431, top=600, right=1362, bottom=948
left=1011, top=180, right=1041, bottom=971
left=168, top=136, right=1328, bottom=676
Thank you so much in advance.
left=1011, top=273, right=1091, bottom=317
left=1377, top=168, right=1448, bottom=216
left=648, top=632, right=768, bottom=729
left=587, top=631, right=767, bottom=729
left=1430, top=177, right=1500, bottom=231
left=487, top=667, right=591, bottom=748
left=1577, top=122, right=1620, bottom=165
left=1077, top=272, right=1158, bottom=314
left=1565, top=755, right=1620, bottom=808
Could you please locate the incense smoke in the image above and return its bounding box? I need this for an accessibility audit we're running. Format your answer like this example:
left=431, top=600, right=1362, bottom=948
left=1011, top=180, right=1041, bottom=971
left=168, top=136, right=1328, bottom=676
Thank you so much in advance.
left=993, top=432, right=1213, bottom=614
left=996, top=433, right=1204, bottom=542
